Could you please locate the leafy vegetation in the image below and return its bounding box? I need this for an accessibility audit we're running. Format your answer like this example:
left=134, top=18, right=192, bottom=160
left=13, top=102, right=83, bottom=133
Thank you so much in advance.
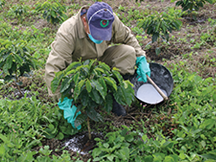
left=138, top=11, right=182, bottom=54
left=0, top=39, right=39, bottom=96
left=35, top=0, right=67, bottom=25
left=51, top=59, right=134, bottom=139
left=173, top=0, right=214, bottom=13
left=0, top=0, right=215, bottom=161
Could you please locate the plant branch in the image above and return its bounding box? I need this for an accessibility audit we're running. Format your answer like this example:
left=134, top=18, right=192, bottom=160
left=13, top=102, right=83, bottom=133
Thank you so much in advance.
left=87, top=117, right=91, bottom=140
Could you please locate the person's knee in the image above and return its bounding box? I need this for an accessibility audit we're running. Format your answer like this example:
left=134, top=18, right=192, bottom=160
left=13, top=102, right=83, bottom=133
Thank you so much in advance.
left=119, top=45, right=135, bottom=56
left=114, top=45, right=136, bottom=75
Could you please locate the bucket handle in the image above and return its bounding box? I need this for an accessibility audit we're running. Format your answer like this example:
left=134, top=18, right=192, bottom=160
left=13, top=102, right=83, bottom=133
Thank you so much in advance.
left=146, top=75, right=168, bottom=101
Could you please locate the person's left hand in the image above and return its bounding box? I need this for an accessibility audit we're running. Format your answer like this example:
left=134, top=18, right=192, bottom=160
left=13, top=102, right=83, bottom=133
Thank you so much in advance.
left=136, top=56, right=151, bottom=82
left=58, top=97, right=81, bottom=130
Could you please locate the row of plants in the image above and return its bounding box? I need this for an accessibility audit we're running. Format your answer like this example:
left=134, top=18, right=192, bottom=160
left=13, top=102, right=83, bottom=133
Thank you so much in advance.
left=1, top=0, right=215, bottom=54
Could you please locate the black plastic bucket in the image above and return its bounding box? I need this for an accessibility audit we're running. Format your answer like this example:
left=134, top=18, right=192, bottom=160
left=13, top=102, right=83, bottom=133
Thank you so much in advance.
left=130, top=63, right=174, bottom=104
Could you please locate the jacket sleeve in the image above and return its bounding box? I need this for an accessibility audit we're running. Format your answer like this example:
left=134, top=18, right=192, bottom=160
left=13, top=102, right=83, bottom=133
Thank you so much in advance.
left=111, top=13, right=146, bottom=57
left=45, top=24, right=75, bottom=102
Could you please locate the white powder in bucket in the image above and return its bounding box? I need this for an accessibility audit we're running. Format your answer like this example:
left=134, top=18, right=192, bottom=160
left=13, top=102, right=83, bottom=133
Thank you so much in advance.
left=136, top=83, right=167, bottom=104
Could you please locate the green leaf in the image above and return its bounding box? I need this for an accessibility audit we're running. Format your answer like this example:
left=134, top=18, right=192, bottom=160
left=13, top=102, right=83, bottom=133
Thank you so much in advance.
left=92, top=148, right=102, bottom=158
left=80, top=89, right=90, bottom=107
left=13, top=54, right=23, bottom=64
left=65, top=62, right=81, bottom=73
left=176, top=1, right=183, bottom=6
left=94, top=67, right=105, bottom=74
left=86, top=79, right=92, bottom=93
left=107, top=154, right=116, bottom=161
left=0, top=134, right=7, bottom=143
left=125, top=134, right=134, bottom=142
left=112, top=69, right=123, bottom=83
left=3, top=54, right=13, bottom=73
left=74, top=113, right=87, bottom=128
left=164, top=155, right=178, bottom=162
left=117, top=147, right=130, bottom=160
left=0, top=144, right=5, bottom=156
left=8, top=62, right=17, bottom=75
left=0, top=134, right=15, bottom=147
left=200, top=119, right=216, bottom=129
left=86, top=107, right=103, bottom=122
left=60, top=76, right=72, bottom=93
left=114, top=83, right=134, bottom=106
left=51, top=71, right=64, bottom=93
left=73, top=72, right=80, bottom=85
left=104, top=94, right=113, bottom=112
left=56, top=132, right=64, bottom=140
left=144, top=155, right=153, bottom=162
left=201, top=152, right=216, bottom=160
left=65, top=69, right=76, bottom=76
left=90, top=89, right=103, bottom=104
left=74, top=79, right=85, bottom=101
left=152, top=33, right=159, bottom=43
left=98, top=77, right=107, bottom=93
left=91, top=80, right=106, bottom=100
left=99, top=62, right=110, bottom=72
left=103, top=77, right=117, bottom=91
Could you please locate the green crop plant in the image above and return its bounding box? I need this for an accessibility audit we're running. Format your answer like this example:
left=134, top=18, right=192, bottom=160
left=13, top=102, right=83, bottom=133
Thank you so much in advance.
left=12, top=4, right=29, bottom=24
left=138, top=11, right=182, bottom=55
left=92, top=126, right=145, bottom=162
left=51, top=59, right=134, bottom=140
left=35, top=0, right=67, bottom=25
left=172, top=0, right=214, bottom=13
left=0, top=0, right=5, bottom=9
left=0, top=39, right=39, bottom=97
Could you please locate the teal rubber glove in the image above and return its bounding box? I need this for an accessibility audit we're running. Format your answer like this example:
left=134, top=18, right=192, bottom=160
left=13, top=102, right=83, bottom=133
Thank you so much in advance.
left=136, top=56, right=151, bottom=82
left=58, top=97, right=81, bottom=130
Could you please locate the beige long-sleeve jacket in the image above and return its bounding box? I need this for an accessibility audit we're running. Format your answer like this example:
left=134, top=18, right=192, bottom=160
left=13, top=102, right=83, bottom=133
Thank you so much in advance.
left=45, top=6, right=146, bottom=101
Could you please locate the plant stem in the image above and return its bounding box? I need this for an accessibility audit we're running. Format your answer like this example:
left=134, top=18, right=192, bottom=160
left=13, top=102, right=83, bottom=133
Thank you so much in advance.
left=87, top=117, right=91, bottom=140
left=15, top=72, right=22, bottom=96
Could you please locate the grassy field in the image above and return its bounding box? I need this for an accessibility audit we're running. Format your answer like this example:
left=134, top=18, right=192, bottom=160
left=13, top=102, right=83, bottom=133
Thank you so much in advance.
left=0, top=0, right=215, bottom=161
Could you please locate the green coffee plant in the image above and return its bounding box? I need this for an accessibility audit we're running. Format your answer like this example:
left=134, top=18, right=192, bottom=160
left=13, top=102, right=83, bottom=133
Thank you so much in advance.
left=138, top=11, right=182, bottom=44
left=172, top=0, right=213, bottom=13
left=12, top=4, right=28, bottom=23
left=0, top=39, right=38, bottom=96
left=35, top=0, right=67, bottom=25
left=0, top=0, right=5, bottom=8
left=138, top=11, right=182, bottom=54
left=51, top=59, right=134, bottom=139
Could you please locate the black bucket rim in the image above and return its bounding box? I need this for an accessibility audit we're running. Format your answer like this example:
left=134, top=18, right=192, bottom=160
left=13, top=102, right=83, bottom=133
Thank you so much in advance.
left=130, top=62, right=174, bottom=105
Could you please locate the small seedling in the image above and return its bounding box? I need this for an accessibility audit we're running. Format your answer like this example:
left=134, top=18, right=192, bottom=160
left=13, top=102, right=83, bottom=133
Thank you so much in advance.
left=0, top=39, right=38, bottom=96
left=35, top=0, right=67, bottom=25
left=173, top=0, right=213, bottom=13
left=138, top=11, right=182, bottom=55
